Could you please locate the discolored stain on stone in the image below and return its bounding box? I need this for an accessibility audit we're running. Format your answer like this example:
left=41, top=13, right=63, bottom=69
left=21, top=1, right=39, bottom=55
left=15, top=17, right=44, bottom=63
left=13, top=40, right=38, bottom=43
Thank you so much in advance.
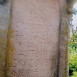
left=0, top=0, right=70, bottom=77
left=0, top=0, right=11, bottom=77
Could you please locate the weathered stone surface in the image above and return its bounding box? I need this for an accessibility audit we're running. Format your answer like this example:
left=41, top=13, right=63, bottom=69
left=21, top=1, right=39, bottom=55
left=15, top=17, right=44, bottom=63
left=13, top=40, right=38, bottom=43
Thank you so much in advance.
left=0, top=0, right=70, bottom=77
left=7, top=0, right=60, bottom=77
left=0, top=0, right=11, bottom=77
left=58, top=0, right=69, bottom=77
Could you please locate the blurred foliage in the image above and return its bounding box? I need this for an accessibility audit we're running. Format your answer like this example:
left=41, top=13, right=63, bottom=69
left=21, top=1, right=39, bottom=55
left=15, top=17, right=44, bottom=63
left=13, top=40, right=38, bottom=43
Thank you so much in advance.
left=69, top=25, right=77, bottom=77
left=69, top=30, right=77, bottom=53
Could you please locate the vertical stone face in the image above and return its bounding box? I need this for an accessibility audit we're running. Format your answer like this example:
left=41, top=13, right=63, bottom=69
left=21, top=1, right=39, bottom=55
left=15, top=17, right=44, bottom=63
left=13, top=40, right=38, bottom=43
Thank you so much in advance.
left=0, top=0, right=69, bottom=77
left=0, top=0, right=11, bottom=77
left=58, top=1, right=69, bottom=77
left=7, top=0, right=60, bottom=77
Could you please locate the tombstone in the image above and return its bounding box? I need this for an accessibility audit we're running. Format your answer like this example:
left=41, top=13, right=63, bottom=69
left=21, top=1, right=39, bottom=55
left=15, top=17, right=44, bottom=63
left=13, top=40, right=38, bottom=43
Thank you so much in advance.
left=0, top=0, right=70, bottom=77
